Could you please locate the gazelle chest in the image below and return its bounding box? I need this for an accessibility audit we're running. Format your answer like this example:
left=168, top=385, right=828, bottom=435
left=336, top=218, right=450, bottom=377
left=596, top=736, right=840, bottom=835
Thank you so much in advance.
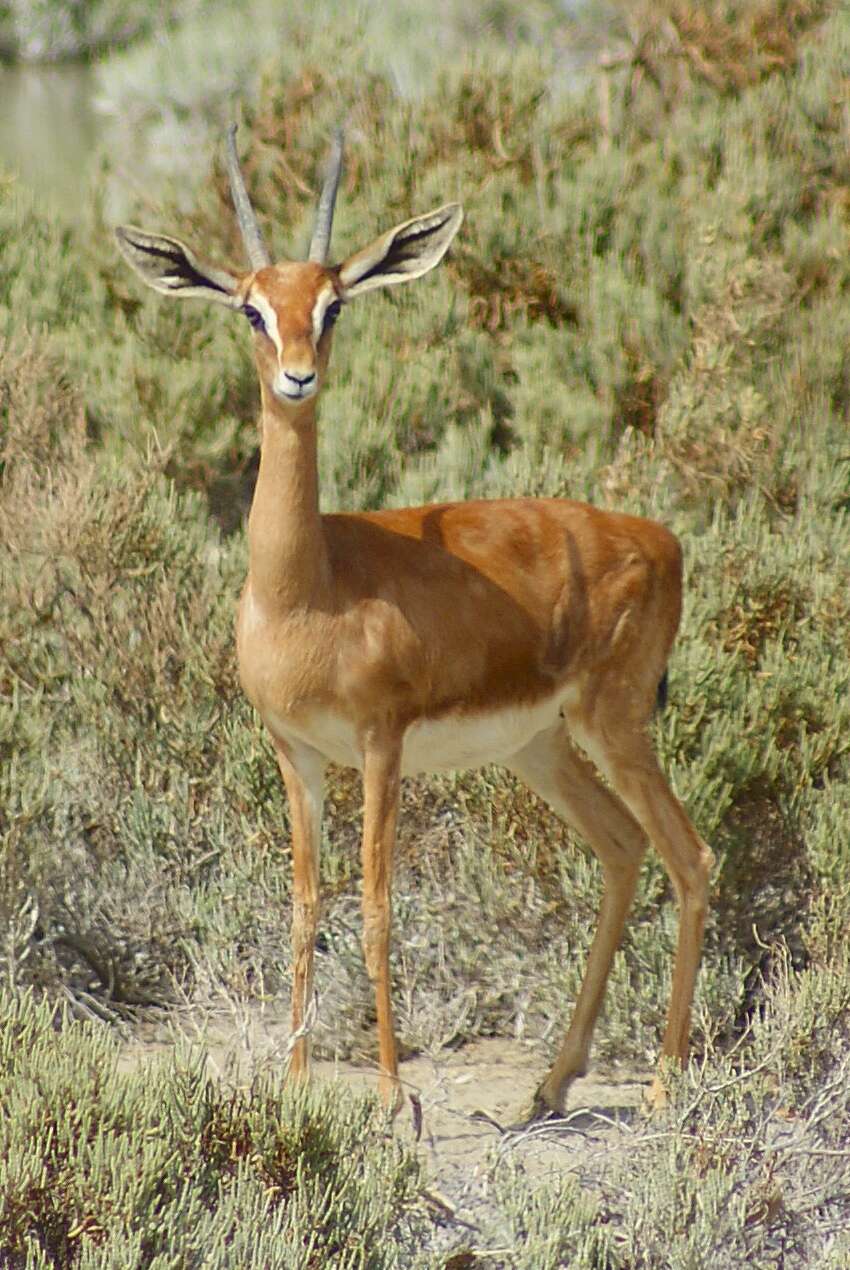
left=235, top=590, right=336, bottom=719
left=237, top=585, right=575, bottom=776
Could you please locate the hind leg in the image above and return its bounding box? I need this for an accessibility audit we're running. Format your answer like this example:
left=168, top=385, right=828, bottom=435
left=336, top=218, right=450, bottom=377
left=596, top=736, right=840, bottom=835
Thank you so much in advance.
left=508, top=723, right=649, bottom=1114
left=567, top=708, right=714, bottom=1106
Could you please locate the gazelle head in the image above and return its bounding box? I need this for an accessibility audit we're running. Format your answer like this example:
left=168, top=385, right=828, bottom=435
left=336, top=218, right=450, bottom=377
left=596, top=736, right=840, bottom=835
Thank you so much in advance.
left=115, top=128, right=462, bottom=412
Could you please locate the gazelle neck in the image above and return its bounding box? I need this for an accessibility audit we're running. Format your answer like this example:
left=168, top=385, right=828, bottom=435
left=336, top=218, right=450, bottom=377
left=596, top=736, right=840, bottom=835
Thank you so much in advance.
left=247, top=383, right=332, bottom=615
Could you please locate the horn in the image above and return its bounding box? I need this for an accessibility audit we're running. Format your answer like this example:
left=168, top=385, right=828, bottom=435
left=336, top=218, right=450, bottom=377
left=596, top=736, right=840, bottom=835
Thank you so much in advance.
left=225, top=125, right=272, bottom=270
left=307, top=127, right=344, bottom=264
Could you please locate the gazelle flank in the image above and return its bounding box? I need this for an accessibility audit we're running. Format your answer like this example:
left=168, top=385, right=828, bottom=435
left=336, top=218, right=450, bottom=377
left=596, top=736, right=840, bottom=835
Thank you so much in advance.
left=115, top=126, right=714, bottom=1120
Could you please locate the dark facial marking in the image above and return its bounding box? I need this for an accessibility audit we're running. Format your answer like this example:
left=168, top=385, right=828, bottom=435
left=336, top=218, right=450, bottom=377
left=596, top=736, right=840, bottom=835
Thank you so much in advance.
left=243, top=303, right=265, bottom=332
left=322, top=299, right=342, bottom=335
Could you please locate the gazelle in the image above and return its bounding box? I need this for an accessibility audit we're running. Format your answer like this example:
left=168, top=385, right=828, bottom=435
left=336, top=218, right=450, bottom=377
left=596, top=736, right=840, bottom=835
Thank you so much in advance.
left=115, top=128, right=713, bottom=1118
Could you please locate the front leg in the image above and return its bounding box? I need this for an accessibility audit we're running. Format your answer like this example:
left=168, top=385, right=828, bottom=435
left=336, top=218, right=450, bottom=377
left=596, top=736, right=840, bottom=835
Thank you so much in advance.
left=274, top=739, right=326, bottom=1081
left=360, top=733, right=404, bottom=1114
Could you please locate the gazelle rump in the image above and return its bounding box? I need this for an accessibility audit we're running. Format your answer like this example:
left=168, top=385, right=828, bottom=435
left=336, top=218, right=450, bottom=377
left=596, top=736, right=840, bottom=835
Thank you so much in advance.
left=115, top=128, right=713, bottom=1118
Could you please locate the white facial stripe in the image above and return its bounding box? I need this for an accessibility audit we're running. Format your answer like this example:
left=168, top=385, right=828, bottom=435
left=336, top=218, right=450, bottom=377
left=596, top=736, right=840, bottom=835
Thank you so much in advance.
left=247, top=291, right=282, bottom=355
left=311, top=284, right=338, bottom=343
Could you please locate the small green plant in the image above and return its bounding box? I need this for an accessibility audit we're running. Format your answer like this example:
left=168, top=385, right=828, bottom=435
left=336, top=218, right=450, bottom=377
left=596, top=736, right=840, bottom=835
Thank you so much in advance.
left=0, top=988, right=428, bottom=1267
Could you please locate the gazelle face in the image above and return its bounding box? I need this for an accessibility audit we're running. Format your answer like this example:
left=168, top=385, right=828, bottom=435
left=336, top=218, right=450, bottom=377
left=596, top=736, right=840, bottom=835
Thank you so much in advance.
left=114, top=130, right=462, bottom=423
left=242, top=263, right=343, bottom=406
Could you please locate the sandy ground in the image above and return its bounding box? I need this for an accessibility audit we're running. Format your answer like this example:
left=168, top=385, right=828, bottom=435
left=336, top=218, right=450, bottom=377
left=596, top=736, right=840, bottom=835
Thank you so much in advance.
left=119, top=1008, right=649, bottom=1256
left=317, top=1038, right=648, bottom=1250
left=320, top=1039, right=645, bottom=1181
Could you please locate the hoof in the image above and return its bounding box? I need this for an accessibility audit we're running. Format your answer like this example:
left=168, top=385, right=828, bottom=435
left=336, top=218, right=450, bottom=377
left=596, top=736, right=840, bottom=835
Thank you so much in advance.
left=508, top=1085, right=567, bottom=1130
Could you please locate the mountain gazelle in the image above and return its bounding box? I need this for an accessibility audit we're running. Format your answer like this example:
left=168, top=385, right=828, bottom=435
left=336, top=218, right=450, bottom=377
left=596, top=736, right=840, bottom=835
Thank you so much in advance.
left=115, top=127, right=713, bottom=1119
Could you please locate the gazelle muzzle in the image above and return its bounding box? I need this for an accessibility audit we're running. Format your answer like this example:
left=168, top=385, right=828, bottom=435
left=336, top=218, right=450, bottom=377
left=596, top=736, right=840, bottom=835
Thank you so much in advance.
left=273, top=366, right=318, bottom=402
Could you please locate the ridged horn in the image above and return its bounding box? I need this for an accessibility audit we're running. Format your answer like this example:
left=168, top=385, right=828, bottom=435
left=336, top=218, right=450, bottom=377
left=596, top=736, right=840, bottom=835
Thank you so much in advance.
left=307, top=127, right=344, bottom=264
left=225, top=125, right=272, bottom=270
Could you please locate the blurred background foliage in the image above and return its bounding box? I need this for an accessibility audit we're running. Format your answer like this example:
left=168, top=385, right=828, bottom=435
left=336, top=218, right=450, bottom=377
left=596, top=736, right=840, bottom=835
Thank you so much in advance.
left=2, top=1, right=850, bottom=1261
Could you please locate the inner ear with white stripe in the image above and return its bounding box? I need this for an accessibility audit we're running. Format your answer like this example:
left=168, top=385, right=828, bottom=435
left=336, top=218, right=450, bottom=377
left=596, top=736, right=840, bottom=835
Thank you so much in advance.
left=336, top=204, right=463, bottom=299
left=114, top=226, right=241, bottom=305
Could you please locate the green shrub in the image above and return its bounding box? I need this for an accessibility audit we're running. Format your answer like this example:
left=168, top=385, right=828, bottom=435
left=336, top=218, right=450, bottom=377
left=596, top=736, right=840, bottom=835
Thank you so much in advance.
left=0, top=0, right=187, bottom=62
left=0, top=988, right=428, bottom=1268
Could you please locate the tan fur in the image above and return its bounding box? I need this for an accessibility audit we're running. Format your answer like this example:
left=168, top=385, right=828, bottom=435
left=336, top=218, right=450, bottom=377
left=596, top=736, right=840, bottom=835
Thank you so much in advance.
left=234, top=258, right=713, bottom=1117
left=119, top=211, right=713, bottom=1118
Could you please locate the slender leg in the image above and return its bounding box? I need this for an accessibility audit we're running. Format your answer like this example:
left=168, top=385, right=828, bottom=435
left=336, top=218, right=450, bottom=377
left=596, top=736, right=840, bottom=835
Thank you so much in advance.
left=360, top=735, right=404, bottom=1114
left=274, top=739, right=326, bottom=1081
left=508, top=724, right=649, bottom=1114
left=568, top=711, right=714, bottom=1107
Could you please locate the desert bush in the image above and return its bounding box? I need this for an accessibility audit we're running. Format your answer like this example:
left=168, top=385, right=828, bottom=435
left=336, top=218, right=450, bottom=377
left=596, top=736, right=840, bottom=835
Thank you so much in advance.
left=0, top=987, right=429, bottom=1267
left=586, top=946, right=850, bottom=1269
left=448, top=943, right=850, bottom=1269
left=3, top=961, right=845, bottom=1270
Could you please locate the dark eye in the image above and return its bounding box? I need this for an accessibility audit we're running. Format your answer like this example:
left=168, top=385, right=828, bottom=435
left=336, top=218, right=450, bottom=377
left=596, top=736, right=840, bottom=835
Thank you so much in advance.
left=242, top=304, right=265, bottom=332
left=322, top=299, right=342, bottom=333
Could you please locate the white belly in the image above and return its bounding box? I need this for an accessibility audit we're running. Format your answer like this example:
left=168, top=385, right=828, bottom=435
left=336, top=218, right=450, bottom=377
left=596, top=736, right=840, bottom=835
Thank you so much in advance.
left=266, top=690, right=573, bottom=776
left=402, top=698, right=565, bottom=773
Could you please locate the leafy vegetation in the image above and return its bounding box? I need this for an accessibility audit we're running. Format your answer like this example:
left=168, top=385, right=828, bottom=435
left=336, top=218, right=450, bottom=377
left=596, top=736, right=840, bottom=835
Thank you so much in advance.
left=2, top=0, right=850, bottom=1263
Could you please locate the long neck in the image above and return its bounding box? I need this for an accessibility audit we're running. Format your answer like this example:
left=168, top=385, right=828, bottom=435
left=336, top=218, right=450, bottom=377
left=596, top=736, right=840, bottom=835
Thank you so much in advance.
left=246, top=385, right=332, bottom=614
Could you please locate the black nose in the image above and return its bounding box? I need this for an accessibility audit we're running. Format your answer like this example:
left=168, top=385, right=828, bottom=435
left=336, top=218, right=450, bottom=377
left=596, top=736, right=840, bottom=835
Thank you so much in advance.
left=284, top=369, right=316, bottom=388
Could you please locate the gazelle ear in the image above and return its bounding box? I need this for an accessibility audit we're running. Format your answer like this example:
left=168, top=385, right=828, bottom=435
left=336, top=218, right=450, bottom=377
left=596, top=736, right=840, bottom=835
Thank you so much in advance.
left=336, top=203, right=462, bottom=299
left=115, top=226, right=242, bottom=306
